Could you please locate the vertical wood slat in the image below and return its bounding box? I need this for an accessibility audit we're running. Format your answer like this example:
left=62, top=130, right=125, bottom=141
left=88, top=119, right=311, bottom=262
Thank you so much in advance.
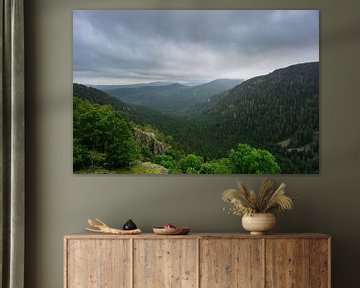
left=262, top=238, right=266, bottom=288
left=197, top=238, right=200, bottom=288
left=64, top=238, right=68, bottom=288
left=328, top=238, right=332, bottom=288
left=130, top=238, right=134, bottom=288
left=200, top=239, right=264, bottom=288
left=309, top=239, right=329, bottom=288
left=66, top=239, right=131, bottom=288
left=133, top=239, right=197, bottom=288
left=265, top=239, right=310, bottom=288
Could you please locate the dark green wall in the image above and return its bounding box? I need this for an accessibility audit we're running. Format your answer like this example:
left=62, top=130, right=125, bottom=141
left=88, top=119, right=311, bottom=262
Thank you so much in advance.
left=25, top=0, right=360, bottom=287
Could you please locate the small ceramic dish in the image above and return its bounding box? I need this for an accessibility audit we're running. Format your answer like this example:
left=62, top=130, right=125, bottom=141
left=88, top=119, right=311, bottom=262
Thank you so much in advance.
left=153, top=227, right=190, bottom=235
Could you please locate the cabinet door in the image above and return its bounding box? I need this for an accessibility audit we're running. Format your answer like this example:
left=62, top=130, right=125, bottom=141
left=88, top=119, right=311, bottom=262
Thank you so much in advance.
left=200, top=239, right=264, bottom=288
left=134, top=239, right=198, bottom=288
left=66, top=239, right=131, bottom=288
left=265, top=239, right=329, bottom=288
left=266, top=239, right=310, bottom=288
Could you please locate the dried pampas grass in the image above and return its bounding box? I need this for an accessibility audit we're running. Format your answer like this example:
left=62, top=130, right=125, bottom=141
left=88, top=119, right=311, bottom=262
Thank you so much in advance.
left=222, top=179, right=294, bottom=216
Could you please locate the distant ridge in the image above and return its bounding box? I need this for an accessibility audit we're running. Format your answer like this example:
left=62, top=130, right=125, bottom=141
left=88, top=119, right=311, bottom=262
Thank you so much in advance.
left=91, top=81, right=179, bottom=91
left=105, top=78, right=242, bottom=115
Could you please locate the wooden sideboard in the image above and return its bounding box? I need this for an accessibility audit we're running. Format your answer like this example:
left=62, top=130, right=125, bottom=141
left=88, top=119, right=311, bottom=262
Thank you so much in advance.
left=64, top=233, right=330, bottom=288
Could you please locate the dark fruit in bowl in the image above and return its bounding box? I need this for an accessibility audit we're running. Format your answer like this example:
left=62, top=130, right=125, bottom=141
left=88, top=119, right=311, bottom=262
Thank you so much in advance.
left=163, top=223, right=176, bottom=229
left=123, top=219, right=137, bottom=230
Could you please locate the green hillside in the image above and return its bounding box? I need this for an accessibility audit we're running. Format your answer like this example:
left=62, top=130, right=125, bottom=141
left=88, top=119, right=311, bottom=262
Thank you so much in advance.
left=179, top=62, right=319, bottom=173
left=73, top=83, right=129, bottom=112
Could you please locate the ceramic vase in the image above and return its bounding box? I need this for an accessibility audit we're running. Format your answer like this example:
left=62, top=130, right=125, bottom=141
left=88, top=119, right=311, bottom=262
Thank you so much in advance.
left=242, top=213, right=276, bottom=235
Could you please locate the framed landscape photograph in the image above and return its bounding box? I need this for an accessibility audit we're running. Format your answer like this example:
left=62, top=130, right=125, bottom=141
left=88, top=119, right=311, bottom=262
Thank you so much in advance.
left=73, top=10, right=319, bottom=174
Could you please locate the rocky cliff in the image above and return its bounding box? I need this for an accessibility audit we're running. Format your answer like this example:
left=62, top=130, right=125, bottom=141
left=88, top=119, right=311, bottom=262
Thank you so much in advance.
left=134, top=128, right=168, bottom=155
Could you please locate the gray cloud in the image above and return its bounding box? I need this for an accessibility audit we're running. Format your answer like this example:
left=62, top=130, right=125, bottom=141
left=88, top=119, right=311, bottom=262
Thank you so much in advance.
left=73, top=10, right=319, bottom=84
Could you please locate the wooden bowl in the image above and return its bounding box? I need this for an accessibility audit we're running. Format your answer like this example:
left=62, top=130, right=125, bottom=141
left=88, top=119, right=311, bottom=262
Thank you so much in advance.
left=153, top=227, right=190, bottom=235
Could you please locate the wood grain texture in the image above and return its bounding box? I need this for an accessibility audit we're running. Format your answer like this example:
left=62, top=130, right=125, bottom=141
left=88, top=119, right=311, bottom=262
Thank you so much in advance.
left=265, top=239, right=310, bottom=288
left=64, top=239, right=68, bottom=288
left=310, top=239, right=330, bottom=288
left=133, top=239, right=197, bottom=288
left=64, top=234, right=330, bottom=288
left=200, top=239, right=264, bottom=288
left=66, top=239, right=131, bottom=288
left=65, top=233, right=330, bottom=240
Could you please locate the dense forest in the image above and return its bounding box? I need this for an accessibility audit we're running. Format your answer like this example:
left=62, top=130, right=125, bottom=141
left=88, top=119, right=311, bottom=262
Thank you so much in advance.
left=73, top=62, right=319, bottom=174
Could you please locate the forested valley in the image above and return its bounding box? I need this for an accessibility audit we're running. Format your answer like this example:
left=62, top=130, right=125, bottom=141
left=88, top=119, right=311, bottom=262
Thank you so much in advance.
left=73, top=62, right=319, bottom=174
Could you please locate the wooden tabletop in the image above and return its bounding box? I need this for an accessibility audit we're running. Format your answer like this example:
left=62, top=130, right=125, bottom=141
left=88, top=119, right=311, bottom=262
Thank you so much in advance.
left=65, top=232, right=330, bottom=240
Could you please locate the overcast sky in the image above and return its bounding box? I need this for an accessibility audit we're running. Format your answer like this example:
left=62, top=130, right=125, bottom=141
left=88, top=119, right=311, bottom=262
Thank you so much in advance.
left=73, top=10, right=319, bottom=85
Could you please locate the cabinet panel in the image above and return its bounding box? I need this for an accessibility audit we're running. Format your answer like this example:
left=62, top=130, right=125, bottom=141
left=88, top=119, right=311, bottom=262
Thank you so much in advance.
left=66, top=239, right=131, bottom=288
left=134, top=239, right=198, bottom=288
left=200, top=239, right=264, bottom=288
left=265, top=239, right=310, bottom=288
left=310, top=239, right=330, bottom=288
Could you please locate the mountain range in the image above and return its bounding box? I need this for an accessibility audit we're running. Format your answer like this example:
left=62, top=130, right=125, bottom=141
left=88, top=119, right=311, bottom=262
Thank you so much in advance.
left=91, top=81, right=178, bottom=91
left=103, top=79, right=242, bottom=115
